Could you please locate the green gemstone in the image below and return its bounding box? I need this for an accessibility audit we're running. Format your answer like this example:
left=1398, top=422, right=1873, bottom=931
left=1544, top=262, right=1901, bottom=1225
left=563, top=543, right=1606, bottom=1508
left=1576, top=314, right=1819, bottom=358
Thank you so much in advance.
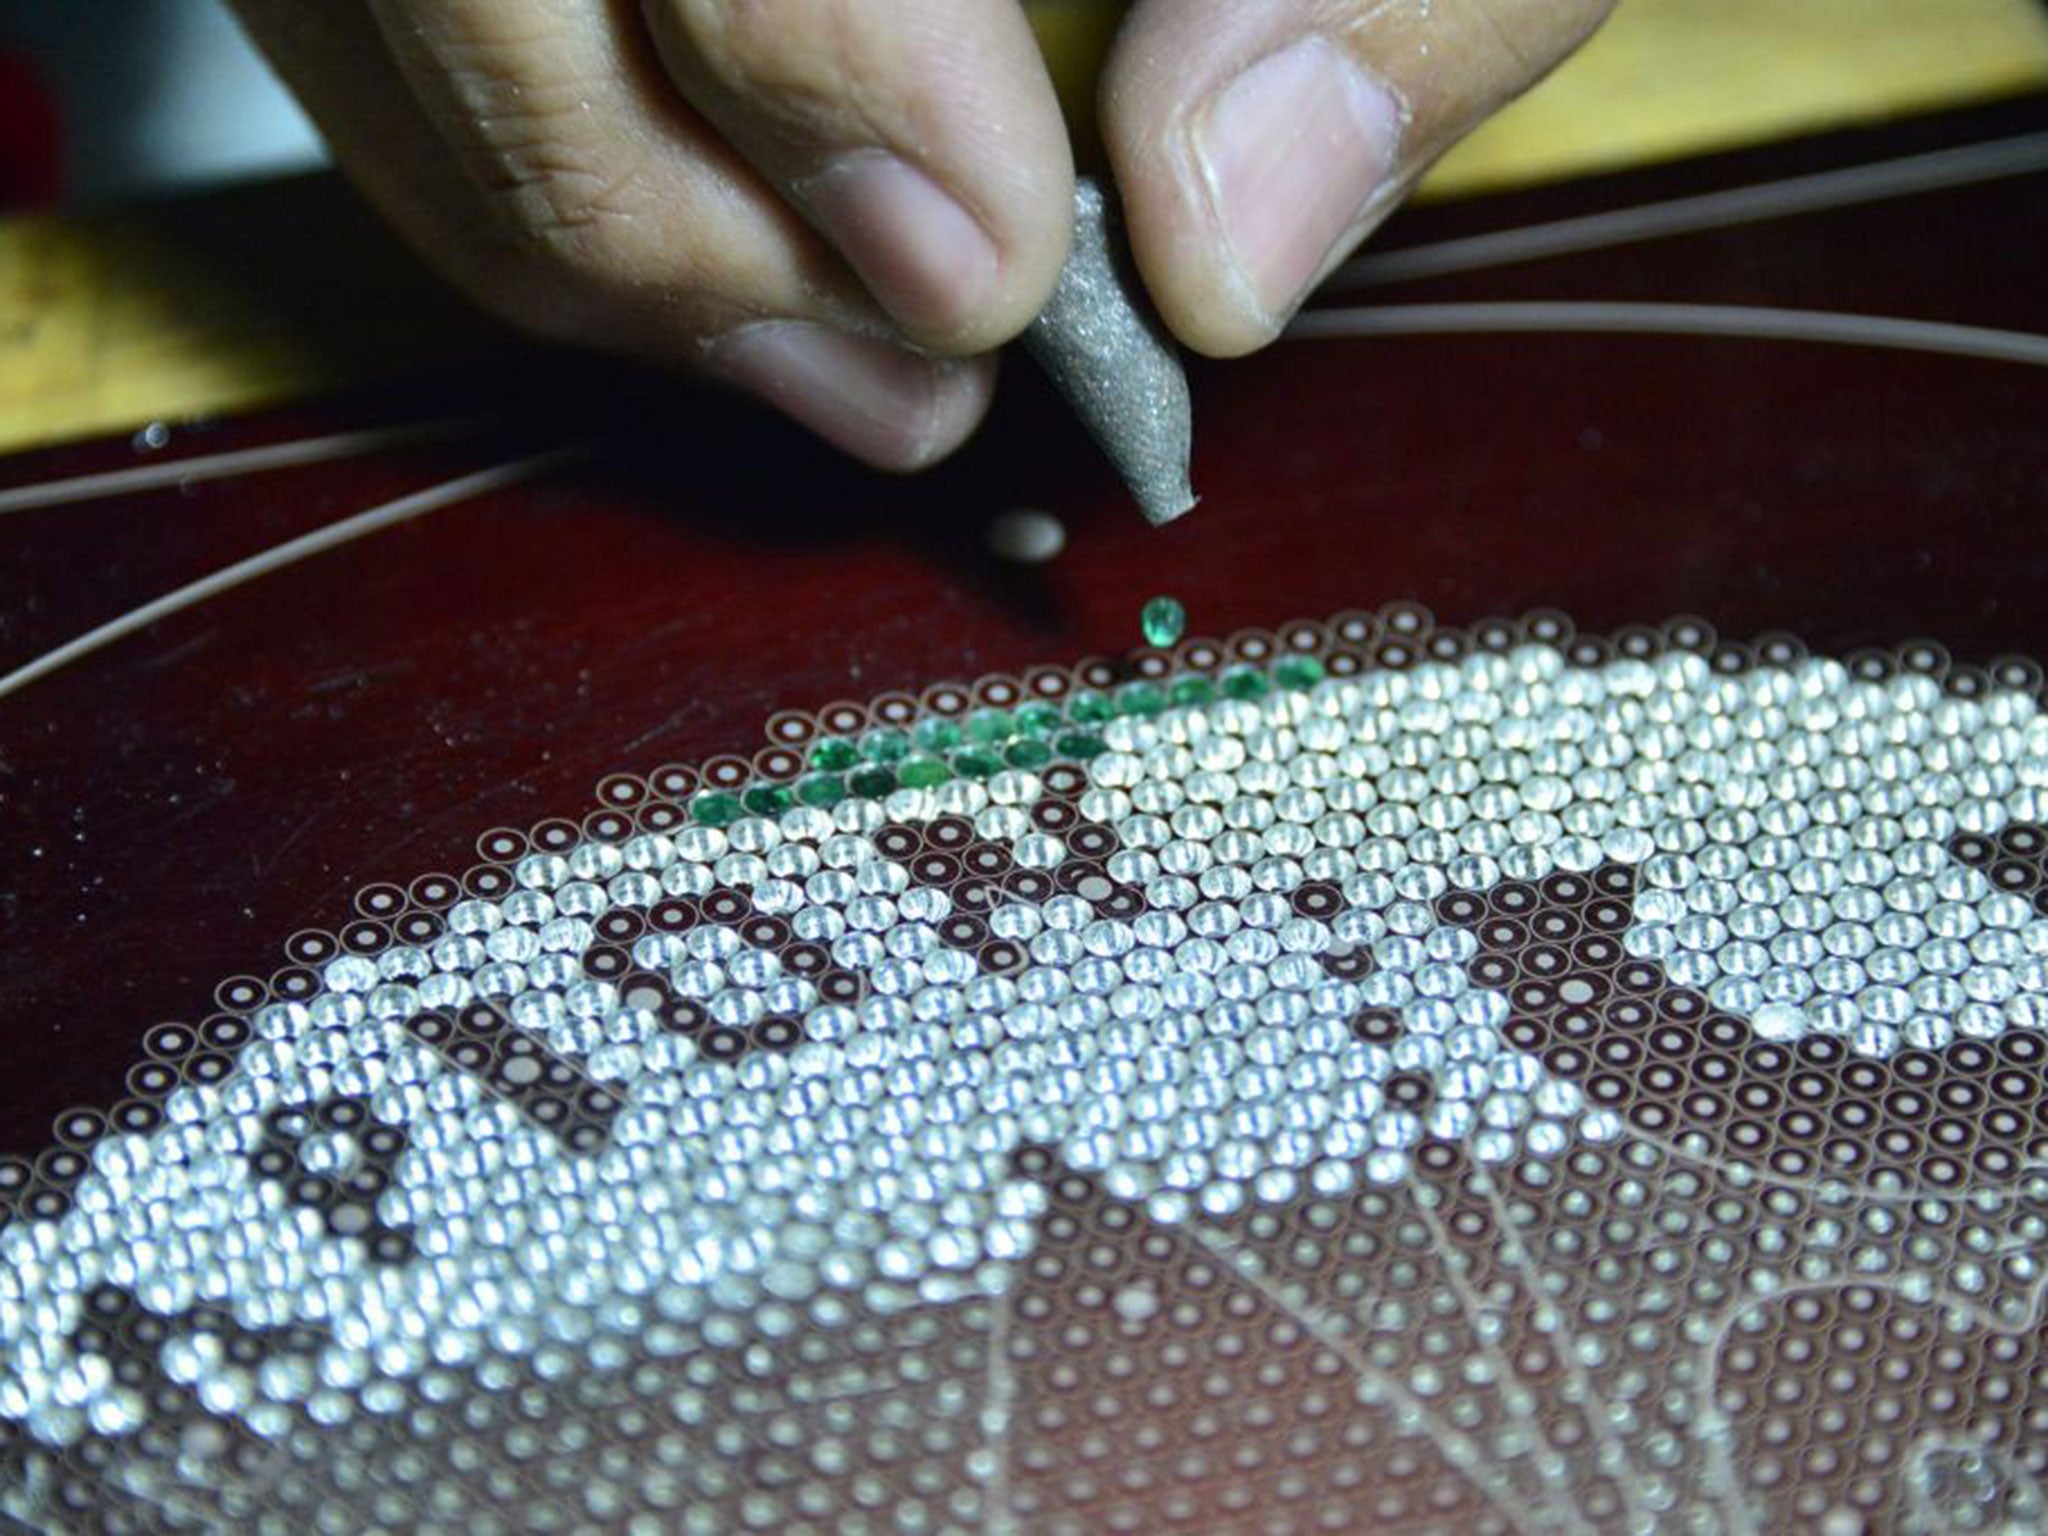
left=690, top=791, right=743, bottom=828
left=809, top=737, right=859, bottom=771
left=1057, top=731, right=1108, bottom=759
left=794, top=773, right=846, bottom=808
left=1170, top=675, right=1217, bottom=706
left=848, top=766, right=898, bottom=798
left=898, top=754, right=952, bottom=789
left=1115, top=681, right=1167, bottom=717
left=1068, top=690, right=1114, bottom=724
left=741, top=784, right=792, bottom=816
left=1140, top=595, right=1187, bottom=649
left=1004, top=738, right=1052, bottom=770
left=1221, top=665, right=1270, bottom=700
left=1014, top=701, right=1061, bottom=735
left=965, top=709, right=1014, bottom=745
left=1275, top=654, right=1327, bottom=689
left=952, top=747, right=1003, bottom=779
left=859, top=727, right=910, bottom=763
left=914, top=716, right=962, bottom=751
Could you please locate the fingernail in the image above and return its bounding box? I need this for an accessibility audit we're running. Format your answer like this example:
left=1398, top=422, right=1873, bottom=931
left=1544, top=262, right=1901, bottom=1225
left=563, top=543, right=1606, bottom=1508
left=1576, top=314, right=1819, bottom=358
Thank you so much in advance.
left=1196, top=36, right=1403, bottom=327
left=805, top=152, right=1000, bottom=337
left=707, top=321, right=981, bottom=468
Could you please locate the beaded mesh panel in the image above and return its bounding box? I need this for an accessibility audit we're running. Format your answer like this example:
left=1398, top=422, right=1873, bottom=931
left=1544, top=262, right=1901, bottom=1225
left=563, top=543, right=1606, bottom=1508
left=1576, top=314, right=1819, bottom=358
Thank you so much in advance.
left=4, top=606, right=2048, bottom=1535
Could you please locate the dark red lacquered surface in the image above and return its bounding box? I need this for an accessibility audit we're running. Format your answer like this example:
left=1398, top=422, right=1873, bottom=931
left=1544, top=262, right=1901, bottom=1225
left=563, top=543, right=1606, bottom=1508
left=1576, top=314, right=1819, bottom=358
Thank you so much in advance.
left=2, top=94, right=2046, bottom=1150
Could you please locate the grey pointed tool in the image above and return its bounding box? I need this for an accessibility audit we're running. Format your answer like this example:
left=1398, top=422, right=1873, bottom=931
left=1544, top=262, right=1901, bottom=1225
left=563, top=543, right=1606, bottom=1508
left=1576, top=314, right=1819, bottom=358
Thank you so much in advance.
left=1023, top=177, right=1196, bottom=526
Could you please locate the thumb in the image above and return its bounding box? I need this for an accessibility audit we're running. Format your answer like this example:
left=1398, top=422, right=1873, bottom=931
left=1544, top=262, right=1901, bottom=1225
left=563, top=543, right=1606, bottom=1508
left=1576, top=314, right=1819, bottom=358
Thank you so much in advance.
left=1101, top=0, right=1614, bottom=356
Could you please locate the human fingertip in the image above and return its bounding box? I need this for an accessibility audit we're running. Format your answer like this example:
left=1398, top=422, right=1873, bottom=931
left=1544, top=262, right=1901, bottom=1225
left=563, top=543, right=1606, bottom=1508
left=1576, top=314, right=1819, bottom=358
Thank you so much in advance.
left=804, top=152, right=1003, bottom=349
left=706, top=322, right=994, bottom=471
left=1194, top=36, right=1404, bottom=346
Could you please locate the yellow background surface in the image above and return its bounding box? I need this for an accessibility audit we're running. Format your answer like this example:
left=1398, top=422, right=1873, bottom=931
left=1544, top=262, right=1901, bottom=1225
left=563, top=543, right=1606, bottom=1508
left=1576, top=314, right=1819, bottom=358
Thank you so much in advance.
left=4, top=0, right=2047, bottom=456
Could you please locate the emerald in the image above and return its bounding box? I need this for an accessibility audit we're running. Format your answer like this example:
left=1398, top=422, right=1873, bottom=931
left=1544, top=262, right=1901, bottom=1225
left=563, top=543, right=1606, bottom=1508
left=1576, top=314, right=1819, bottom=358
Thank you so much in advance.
left=1275, top=655, right=1327, bottom=689
left=1140, top=595, right=1186, bottom=649
left=689, top=791, right=743, bottom=828
left=898, top=755, right=952, bottom=789
left=808, top=737, right=859, bottom=771
left=848, top=766, right=898, bottom=798
left=794, top=773, right=846, bottom=808
left=741, top=784, right=792, bottom=816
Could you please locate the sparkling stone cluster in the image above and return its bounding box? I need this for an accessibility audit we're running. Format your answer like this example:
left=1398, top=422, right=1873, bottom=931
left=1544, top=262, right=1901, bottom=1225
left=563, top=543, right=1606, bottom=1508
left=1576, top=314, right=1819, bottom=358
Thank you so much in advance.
left=4, top=614, right=2048, bottom=1533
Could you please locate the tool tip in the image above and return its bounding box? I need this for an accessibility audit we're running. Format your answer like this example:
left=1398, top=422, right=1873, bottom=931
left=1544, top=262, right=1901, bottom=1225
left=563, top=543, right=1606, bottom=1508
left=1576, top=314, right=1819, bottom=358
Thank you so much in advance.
left=1139, top=486, right=1198, bottom=528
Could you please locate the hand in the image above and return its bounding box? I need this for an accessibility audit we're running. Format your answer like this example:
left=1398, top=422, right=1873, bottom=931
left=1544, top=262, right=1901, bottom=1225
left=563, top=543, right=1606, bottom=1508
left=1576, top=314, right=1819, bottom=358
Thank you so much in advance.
left=230, top=0, right=1613, bottom=468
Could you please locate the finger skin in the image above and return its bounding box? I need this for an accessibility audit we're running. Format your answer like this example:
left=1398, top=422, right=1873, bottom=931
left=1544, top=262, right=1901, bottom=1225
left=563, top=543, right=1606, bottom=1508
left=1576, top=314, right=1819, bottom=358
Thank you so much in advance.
left=1102, top=0, right=1615, bottom=357
left=227, top=0, right=517, bottom=285
left=229, top=0, right=997, bottom=469
left=360, top=0, right=872, bottom=345
left=642, top=0, right=1075, bottom=353
left=709, top=327, right=999, bottom=470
